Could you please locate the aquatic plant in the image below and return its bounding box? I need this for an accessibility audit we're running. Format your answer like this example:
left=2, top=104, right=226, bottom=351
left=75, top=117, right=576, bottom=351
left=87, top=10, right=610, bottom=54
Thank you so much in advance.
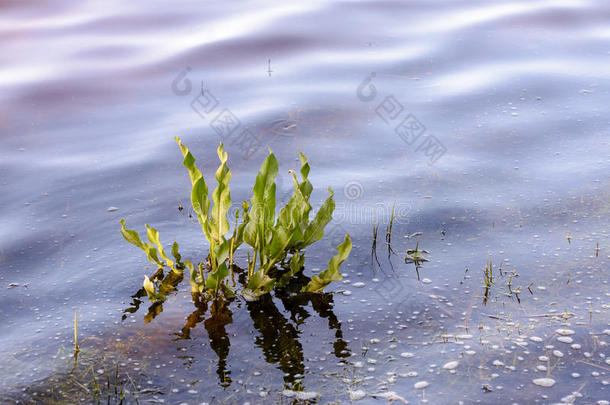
left=120, top=137, right=351, bottom=302
left=404, top=236, right=429, bottom=279
left=385, top=200, right=396, bottom=257
left=120, top=220, right=184, bottom=274
left=483, top=255, right=493, bottom=288
left=371, top=219, right=380, bottom=268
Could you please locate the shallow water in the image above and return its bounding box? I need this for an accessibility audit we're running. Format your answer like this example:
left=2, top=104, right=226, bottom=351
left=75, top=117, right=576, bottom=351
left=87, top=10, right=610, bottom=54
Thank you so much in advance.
left=1, top=0, right=609, bottom=403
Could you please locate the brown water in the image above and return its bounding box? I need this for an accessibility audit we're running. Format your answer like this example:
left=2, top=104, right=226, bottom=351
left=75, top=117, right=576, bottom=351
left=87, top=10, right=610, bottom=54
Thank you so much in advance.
left=1, top=0, right=609, bottom=403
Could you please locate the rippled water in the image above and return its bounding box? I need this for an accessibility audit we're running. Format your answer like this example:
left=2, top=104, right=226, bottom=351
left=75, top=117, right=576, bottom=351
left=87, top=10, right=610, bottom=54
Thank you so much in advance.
left=1, top=0, right=609, bottom=403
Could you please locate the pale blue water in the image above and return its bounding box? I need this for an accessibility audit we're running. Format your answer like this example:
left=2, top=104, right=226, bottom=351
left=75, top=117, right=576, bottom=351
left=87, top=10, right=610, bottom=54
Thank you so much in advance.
left=1, top=0, right=609, bottom=403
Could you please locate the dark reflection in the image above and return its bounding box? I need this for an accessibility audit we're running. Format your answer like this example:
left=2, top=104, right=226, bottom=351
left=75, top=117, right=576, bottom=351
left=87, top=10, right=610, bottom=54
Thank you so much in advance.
left=122, top=263, right=350, bottom=389
left=404, top=236, right=429, bottom=280
left=246, top=293, right=304, bottom=384
left=204, top=297, right=233, bottom=387
left=275, top=271, right=350, bottom=361
left=122, top=268, right=183, bottom=324
left=174, top=292, right=208, bottom=340
left=483, top=286, right=490, bottom=306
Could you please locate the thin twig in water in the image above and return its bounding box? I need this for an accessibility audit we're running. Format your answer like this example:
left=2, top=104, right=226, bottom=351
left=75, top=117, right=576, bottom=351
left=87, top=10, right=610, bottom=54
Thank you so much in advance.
left=578, top=360, right=610, bottom=372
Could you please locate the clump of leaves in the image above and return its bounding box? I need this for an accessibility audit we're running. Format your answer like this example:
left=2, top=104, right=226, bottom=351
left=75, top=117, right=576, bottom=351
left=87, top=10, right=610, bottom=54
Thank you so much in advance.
left=120, top=220, right=184, bottom=302
left=120, top=137, right=351, bottom=303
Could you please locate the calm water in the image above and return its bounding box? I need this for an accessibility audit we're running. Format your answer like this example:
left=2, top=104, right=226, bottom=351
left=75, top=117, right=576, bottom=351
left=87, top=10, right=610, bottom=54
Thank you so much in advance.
left=1, top=0, right=609, bottom=403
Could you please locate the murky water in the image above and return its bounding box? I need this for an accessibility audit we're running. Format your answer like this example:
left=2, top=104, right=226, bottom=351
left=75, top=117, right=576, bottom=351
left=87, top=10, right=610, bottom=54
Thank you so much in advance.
left=1, top=0, right=609, bottom=403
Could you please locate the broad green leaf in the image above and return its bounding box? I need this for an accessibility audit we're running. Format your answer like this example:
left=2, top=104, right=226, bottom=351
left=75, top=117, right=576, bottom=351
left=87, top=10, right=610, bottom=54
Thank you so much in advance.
left=144, top=245, right=162, bottom=268
left=302, top=187, right=335, bottom=248
left=278, top=170, right=310, bottom=229
left=234, top=201, right=250, bottom=248
left=191, top=177, right=211, bottom=239
left=210, top=143, right=232, bottom=244
left=145, top=224, right=176, bottom=271
left=244, top=151, right=278, bottom=247
left=171, top=241, right=183, bottom=268
left=185, top=260, right=204, bottom=294
left=205, top=261, right=229, bottom=293
left=176, top=137, right=211, bottom=240
left=264, top=225, right=293, bottom=266
left=214, top=238, right=232, bottom=266
left=120, top=219, right=145, bottom=249
left=175, top=136, right=202, bottom=185
left=120, top=220, right=163, bottom=268
left=303, top=234, right=352, bottom=293
left=277, top=171, right=312, bottom=251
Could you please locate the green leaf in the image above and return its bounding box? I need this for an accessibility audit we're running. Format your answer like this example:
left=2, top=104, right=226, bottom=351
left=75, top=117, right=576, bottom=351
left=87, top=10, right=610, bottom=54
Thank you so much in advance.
left=263, top=225, right=293, bottom=267
left=298, top=152, right=313, bottom=199
left=120, top=219, right=145, bottom=248
left=205, top=261, right=229, bottom=293
left=210, top=143, right=232, bottom=244
left=233, top=201, right=250, bottom=250
left=278, top=171, right=310, bottom=227
left=243, top=270, right=276, bottom=301
left=277, top=171, right=311, bottom=250
left=303, top=234, right=352, bottom=292
left=171, top=241, right=183, bottom=268
left=302, top=187, right=335, bottom=247
left=144, top=246, right=162, bottom=267
left=120, top=220, right=163, bottom=268
left=244, top=151, right=278, bottom=247
left=185, top=260, right=205, bottom=294
left=176, top=137, right=212, bottom=240
left=145, top=224, right=176, bottom=272
left=214, top=238, right=232, bottom=266
left=191, top=177, right=211, bottom=239
left=175, top=136, right=203, bottom=185
left=143, top=275, right=165, bottom=302
left=277, top=252, right=305, bottom=288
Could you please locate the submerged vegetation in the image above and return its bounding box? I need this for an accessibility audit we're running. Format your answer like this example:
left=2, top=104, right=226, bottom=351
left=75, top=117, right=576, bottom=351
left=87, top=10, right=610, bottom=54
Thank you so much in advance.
left=121, top=137, right=352, bottom=304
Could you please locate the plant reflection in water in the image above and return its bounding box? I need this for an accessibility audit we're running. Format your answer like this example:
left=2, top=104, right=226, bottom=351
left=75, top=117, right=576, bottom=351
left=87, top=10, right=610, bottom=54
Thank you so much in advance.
left=122, top=263, right=350, bottom=390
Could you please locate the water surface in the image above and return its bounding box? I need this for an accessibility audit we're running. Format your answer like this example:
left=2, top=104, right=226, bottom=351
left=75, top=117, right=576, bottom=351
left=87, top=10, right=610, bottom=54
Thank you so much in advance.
left=1, top=0, right=609, bottom=403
